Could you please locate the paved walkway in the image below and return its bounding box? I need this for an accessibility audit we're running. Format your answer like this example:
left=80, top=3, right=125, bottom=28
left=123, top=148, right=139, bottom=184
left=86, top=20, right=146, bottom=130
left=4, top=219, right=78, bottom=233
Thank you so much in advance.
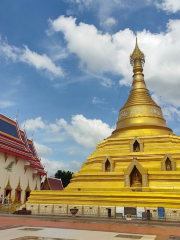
left=0, top=214, right=179, bottom=239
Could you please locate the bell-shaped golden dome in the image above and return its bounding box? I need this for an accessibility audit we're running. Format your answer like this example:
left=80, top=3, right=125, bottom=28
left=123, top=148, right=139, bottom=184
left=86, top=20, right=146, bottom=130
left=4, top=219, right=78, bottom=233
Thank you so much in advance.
left=114, top=37, right=172, bottom=133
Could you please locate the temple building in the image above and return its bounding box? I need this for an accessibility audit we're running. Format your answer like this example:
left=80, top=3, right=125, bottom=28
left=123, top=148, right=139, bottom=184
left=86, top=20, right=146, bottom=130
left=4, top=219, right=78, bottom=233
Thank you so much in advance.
left=27, top=38, right=180, bottom=220
left=41, top=176, right=64, bottom=191
left=0, top=113, right=46, bottom=203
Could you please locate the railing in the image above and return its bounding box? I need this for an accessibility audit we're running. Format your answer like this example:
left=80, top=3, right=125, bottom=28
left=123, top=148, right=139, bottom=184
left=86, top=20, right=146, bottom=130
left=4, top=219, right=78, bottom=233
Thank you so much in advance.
left=0, top=197, right=22, bottom=214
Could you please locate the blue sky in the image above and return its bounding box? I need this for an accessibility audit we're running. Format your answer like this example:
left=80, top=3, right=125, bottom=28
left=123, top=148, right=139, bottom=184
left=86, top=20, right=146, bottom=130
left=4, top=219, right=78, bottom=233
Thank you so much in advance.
left=0, top=0, right=180, bottom=176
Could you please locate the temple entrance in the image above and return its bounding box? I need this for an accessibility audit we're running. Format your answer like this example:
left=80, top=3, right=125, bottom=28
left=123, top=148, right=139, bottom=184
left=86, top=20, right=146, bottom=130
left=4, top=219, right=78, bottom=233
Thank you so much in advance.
left=5, top=189, right=11, bottom=197
left=165, top=158, right=172, bottom=171
left=130, top=166, right=142, bottom=187
left=133, top=140, right=140, bottom=152
left=105, top=159, right=110, bottom=172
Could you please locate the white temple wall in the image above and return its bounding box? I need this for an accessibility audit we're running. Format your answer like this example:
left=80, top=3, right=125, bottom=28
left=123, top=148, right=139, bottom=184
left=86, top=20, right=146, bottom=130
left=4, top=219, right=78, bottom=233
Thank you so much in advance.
left=0, top=152, right=41, bottom=203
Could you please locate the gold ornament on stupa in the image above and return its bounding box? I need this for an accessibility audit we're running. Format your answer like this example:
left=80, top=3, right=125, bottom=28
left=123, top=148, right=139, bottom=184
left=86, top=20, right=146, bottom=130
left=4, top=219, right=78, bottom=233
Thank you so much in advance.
left=28, top=37, right=180, bottom=212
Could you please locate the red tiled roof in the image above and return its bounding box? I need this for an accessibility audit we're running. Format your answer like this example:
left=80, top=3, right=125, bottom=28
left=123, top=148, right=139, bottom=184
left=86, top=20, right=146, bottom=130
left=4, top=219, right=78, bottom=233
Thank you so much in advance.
left=48, top=177, right=64, bottom=190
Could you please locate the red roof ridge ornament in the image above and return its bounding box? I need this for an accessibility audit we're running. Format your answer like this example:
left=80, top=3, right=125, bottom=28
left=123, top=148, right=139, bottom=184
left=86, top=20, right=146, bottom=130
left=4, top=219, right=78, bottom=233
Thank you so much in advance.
left=30, top=130, right=34, bottom=140
left=14, top=110, right=19, bottom=121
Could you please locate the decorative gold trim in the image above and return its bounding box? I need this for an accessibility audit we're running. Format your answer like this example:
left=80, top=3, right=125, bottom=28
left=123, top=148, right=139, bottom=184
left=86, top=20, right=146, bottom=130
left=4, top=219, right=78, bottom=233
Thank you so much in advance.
left=25, top=179, right=31, bottom=192
left=4, top=153, right=9, bottom=162
left=33, top=173, right=38, bottom=180
left=161, top=154, right=176, bottom=171
left=15, top=177, right=22, bottom=191
left=130, top=136, right=143, bottom=152
left=24, top=179, right=31, bottom=203
left=124, top=158, right=148, bottom=187
left=15, top=156, right=20, bottom=164
left=102, top=156, right=114, bottom=172
left=4, top=176, right=12, bottom=197
left=34, top=180, right=38, bottom=190
left=15, top=177, right=22, bottom=202
left=24, top=165, right=27, bottom=173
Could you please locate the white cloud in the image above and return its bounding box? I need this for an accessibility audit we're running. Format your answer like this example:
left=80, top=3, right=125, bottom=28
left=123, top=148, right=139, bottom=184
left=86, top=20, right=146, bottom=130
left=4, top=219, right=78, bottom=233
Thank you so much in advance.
left=100, top=78, right=113, bottom=87
left=151, top=93, right=180, bottom=121
left=155, top=0, right=180, bottom=13
left=0, top=39, right=64, bottom=79
left=21, top=46, right=64, bottom=78
left=0, top=101, right=15, bottom=108
left=92, top=97, right=105, bottom=104
left=68, top=150, right=80, bottom=156
left=41, top=157, right=82, bottom=176
left=49, top=16, right=118, bottom=73
left=66, top=160, right=82, bottom=172
left=21, top=117, right=47, bottom=131
left=34, top=142, right=53, bottom=157
left=41, top=157, right=64, bottom=177
left=112, top=108, right=117, bottom=114
left=100, top=17, right=117, bottom=28
left=49, top=123, right=61, bottom=132
left=22, top=114, right=114, bottom=148
left=57, top=114, right=114, bottom=148
left=49, top=16, right=180, bottom=110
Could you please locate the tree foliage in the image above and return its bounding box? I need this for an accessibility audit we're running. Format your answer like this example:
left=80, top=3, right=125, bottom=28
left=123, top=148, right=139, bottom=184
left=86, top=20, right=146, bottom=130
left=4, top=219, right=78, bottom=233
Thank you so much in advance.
left=54, top=170, right=74, bottom=188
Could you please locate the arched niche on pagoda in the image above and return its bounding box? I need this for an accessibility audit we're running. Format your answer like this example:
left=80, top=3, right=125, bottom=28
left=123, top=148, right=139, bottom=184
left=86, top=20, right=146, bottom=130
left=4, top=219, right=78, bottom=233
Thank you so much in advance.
left=161, top=154, right=176, bottom=171
left=130, top=136, right=143, bottom=152
left=102, top=156, right=114, bottom=172
left=124, top=158, right=148, bottom=187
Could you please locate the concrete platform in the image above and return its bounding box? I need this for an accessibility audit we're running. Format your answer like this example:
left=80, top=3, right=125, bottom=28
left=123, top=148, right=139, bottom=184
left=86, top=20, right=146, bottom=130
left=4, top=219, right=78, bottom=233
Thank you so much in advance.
left=0, top=214, right=179, bottom=240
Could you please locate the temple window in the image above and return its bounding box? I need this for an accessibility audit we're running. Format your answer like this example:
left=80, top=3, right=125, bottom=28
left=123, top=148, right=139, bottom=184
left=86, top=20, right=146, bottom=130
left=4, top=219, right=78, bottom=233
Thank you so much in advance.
left=133, top=140, right=140, bottom=152
left=105, top=159, right=110, bottom=172
left=130, top=166, right=142, bottom=187
left=165, top=158, right=172, bottom=171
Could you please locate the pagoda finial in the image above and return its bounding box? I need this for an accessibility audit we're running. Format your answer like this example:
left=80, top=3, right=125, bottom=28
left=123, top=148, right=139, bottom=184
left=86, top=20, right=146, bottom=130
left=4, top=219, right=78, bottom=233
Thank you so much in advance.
left=130, top=35, right=145, bottom=67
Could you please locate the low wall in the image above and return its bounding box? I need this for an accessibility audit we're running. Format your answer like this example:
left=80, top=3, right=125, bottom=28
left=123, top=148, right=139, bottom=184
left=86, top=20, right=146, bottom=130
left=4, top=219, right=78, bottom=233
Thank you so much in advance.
left=25, top=203, right=180, bottom=221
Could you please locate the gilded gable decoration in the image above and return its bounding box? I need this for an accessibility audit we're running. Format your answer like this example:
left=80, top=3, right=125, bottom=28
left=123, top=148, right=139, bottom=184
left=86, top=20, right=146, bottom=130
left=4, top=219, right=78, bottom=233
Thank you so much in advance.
left=130, top=136, right=143, bottom=152
left=124, top=158, right=148, bottom=187
left=161, top=154, right=176, bottom=171
left=5, top=176, right=12, bottom=190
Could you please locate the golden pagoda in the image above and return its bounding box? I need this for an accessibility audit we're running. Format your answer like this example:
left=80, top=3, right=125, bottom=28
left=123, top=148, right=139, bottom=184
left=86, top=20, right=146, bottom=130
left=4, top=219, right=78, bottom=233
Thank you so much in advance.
left=28, top=37, right=180, bottom=215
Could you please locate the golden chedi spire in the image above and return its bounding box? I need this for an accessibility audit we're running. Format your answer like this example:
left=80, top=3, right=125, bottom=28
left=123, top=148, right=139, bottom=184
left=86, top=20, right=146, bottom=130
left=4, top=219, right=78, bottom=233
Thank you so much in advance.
left=114, top=36, right=172, bottom=133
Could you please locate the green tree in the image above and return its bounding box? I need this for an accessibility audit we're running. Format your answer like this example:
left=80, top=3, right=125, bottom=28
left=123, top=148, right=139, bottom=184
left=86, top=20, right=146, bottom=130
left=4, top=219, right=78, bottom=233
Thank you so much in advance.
left=54, top=170, right=74, bottom=188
